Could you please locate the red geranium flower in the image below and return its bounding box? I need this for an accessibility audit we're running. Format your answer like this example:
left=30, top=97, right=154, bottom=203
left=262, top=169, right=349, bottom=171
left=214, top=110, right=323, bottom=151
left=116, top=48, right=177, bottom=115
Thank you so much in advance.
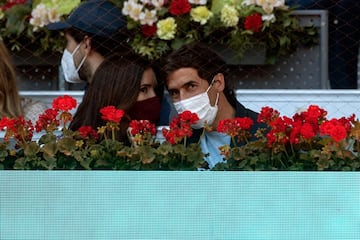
left=169, top=0, right=191, bottom=16
left=100, top=106, right=125, bottom=124
left=78, top=126, right=99, bottom=140
left=218, top=117, right=253, bottom=137
left=244, top=13, right=263, bottom=33
left=258, top=106, right=280, bottom=124
left=320, top=119, right=347, bottom=142
left=141, top=24, right=157, bottom=38
left=129, top=120, right=156, bottom=136
left=52, top=95, right=77, bottom=112
left=35, top=108, right=60, bottom=132
left=162, top=110, right=199, bottom=145
left=0, top=116, right=33, bottom=144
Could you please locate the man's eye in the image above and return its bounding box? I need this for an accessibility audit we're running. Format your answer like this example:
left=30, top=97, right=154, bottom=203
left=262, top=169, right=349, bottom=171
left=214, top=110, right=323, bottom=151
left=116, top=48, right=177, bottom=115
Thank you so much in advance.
left=168, top=90, right=178, bottom=97
left=187, top=83, right=196, bottom=90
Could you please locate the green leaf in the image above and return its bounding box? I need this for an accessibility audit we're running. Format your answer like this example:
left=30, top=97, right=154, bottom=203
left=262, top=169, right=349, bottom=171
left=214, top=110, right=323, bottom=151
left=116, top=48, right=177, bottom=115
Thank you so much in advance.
left=24, top=142, right=40, bottom=157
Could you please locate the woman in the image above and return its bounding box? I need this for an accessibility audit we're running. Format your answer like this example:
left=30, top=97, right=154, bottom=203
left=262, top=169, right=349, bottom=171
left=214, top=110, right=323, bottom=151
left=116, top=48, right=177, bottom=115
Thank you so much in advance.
left=0, top=41, right=47, bottom=123
left=69, top=53, right=162, bottom=145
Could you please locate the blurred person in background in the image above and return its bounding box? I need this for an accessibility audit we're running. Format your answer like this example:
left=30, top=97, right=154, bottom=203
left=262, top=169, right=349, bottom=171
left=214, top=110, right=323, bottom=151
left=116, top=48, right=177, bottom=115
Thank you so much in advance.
left=47, top=0, right=129, bottom=85
left=69, top=53, right=164, bottom=145
left=0, top=41, right=47, bottom=123
left=287, top=0, right=360, bottom=89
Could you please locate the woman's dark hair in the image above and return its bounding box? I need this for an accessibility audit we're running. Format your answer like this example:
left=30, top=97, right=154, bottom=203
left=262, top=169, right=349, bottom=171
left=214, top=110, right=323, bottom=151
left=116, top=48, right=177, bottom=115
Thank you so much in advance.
left=162, top=42, right=237, bottom=108
left=69, top=53, right=153, bottom=144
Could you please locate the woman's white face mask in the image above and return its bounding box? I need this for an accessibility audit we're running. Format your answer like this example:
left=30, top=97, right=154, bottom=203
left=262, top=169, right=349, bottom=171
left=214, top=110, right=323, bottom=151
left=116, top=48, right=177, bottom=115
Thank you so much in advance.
left=174, top=79, right=219, bottom=129
left=61, top=44, right=87, bottom=83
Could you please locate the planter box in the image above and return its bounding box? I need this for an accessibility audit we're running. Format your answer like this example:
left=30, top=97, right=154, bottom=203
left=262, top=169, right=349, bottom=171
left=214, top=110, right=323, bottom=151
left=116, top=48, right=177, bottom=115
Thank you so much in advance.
left=1, top=172, right=359, bottom=239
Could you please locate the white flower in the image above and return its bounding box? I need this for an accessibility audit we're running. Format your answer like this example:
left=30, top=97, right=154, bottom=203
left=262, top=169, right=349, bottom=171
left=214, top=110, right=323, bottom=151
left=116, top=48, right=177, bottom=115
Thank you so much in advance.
left=272, top=0, right=285, bottom=7
left=189, top=0, right=207, bottom=5
left=29, top=3, right=55, bottom=31
left=262, top=3, right=274, bottom=14
left=190, top=6, right=213, bottom=25
left=47, top=8, right=61, bottom=23
left=139, top=9, right=158, bottom=25
left=122, top=0, right=144, bottom=22
left=262, top=14, right=276, bottom=23
left=122, top=0, right=134, bottom=16
left=256, top=0, right=285, bottom=14
left=151, top=0, right=166, bottom=9
left=157, top=17, right=177, bottom=40
left=220, top=4, right=239, bottom=27
left=242, top=0, right=256, bottom=6
left=128, top=2, right=144, bottom=21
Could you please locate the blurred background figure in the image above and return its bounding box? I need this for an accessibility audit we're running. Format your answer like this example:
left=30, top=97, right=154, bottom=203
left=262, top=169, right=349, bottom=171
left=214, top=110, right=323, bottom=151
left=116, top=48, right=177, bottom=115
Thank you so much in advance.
left=287, top=0, right=360, bottom=89
left=47, top=0, right=129, bottom=86
left=0, top=41, right=47, bottom=123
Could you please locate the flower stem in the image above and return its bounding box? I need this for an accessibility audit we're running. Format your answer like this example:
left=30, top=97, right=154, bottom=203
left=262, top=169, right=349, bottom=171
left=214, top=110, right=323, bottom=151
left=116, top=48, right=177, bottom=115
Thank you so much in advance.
left=112, top=127, right=115, bottom=142
left=231, top=136, right=237, bottom=147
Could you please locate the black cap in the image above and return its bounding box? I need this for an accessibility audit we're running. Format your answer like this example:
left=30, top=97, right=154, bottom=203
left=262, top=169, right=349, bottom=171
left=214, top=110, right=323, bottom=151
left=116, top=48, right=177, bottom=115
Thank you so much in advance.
left=47, top=0, right=126, bottom=37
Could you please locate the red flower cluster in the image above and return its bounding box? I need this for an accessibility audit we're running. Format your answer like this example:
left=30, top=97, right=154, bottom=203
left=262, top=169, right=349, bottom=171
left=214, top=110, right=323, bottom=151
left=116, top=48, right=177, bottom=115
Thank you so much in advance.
left=129, top=120, right=156, bottom=136
left=169, top=0, right=191, bottom=16
left=257, top=106, right=280, bottom=124
left=52, top=95, right=77, bottom=112
left=100, top=106, right=125, bottom=124
left=35, top=108, right=60, bottom=133
left=320, top=117, right=354, bottom=143
left=0, top=116, right=33, bottom=144
left=217, top=117, right=254, bottom=143
left=244, top=13, right=263, bottom=33
left=78, top=126, right=99, bottom=140
left=162, top=110, right=199, bottom=145
left=259, top=105, right=355, bottom=147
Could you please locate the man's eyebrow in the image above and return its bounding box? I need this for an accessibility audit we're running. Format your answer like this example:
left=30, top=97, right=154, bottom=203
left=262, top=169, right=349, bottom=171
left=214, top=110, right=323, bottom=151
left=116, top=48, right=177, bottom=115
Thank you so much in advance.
left=167, top=79, right=198, bottom=91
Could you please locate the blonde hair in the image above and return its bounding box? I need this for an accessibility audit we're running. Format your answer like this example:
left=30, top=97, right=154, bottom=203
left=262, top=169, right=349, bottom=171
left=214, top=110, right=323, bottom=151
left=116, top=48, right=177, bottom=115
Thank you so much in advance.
left=0, top=41, right=23, bottom=118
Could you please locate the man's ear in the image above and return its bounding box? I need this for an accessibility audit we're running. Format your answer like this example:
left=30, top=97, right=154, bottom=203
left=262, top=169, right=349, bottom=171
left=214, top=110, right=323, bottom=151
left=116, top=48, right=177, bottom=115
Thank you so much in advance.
left=213, top=73, right=225, bottom=92
left=83, top=36, right=91, bottom=54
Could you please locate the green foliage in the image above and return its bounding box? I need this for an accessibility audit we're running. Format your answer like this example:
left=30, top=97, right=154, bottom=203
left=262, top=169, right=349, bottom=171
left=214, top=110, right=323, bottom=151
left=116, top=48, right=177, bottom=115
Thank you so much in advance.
left=0, top=132, right=209, bottom=171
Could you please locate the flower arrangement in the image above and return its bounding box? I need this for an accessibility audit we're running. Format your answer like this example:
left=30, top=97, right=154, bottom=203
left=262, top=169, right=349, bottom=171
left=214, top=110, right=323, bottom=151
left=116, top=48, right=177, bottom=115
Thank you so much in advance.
left=121, top=0, right=318, bottom=63
left=0, top=0, right=81, bottom=53
left=1, top=0, right=317, bottom=63
left=1, top=95, right=360, bottom=171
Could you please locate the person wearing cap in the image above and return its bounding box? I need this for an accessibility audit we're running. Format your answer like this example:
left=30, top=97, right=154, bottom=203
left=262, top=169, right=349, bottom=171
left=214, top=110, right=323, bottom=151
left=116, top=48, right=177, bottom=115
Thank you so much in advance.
left=47, top=0, right=129, bottom=84
left=47, top=0, right=172, bottom=127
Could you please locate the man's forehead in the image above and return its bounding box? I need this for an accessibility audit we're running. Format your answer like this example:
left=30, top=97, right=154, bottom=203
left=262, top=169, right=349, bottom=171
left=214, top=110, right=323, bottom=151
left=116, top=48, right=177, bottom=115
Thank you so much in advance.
left=167, top=68, right=200, bottom=85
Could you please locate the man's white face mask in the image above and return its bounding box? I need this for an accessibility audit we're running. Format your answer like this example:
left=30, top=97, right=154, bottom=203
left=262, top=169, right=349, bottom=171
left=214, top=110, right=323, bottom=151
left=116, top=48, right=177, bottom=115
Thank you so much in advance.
left=174, top=78, right=219, bottom=129
left=61, top=43, right=87, bottom=83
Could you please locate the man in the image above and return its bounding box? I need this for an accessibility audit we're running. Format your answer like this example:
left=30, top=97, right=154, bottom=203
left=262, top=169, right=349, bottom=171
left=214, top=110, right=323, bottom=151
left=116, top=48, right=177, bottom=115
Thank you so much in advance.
left=163, top=42, right=262, bottom=168
left=47, top=0, right=129, bottom=85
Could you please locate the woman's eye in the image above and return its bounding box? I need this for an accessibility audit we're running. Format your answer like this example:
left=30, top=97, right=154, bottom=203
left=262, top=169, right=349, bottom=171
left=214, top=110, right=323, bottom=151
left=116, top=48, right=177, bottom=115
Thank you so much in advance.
left=140, top=87, right=148, bottom=93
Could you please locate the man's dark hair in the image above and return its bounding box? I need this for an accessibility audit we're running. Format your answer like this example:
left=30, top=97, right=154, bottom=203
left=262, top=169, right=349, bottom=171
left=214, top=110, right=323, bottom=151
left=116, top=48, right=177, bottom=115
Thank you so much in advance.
left=163, top=42, right=238, bottom=108
left=66, top=27, right=131, bottom=57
